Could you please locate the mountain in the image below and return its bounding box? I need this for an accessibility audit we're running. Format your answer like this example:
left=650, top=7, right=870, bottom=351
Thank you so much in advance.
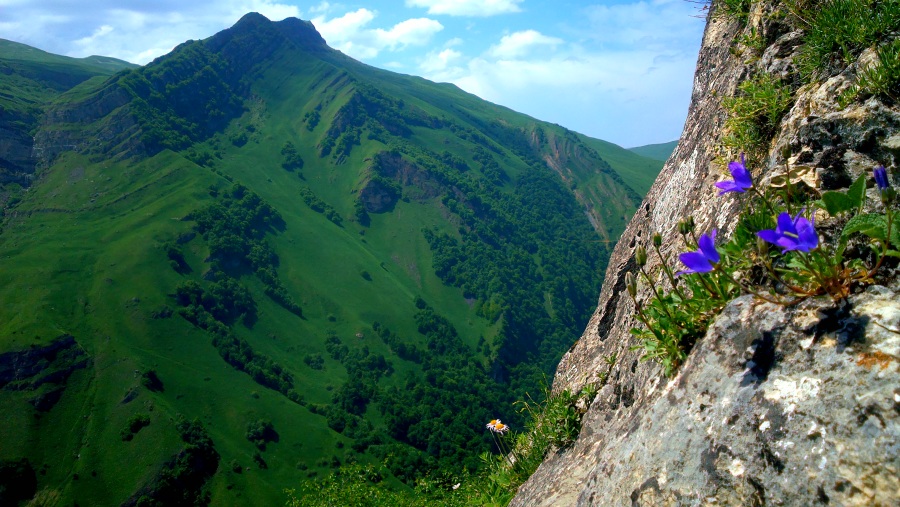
left=0, top=38, right=136, bottom=187
left=627, top=140, right=679, bottom=162
left=0, top=14, right=660, bottom=505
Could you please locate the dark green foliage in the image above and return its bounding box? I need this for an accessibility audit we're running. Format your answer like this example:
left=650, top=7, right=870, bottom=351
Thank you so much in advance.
left=117, top=42, right=245, bottom=153
left=373, top=321, right=423, bottom=363
left=303, top=108, right=321, bottom=130
left=175, top=278, right=256, bottom=326
left=298, top=186, right=342, bottom=225
left=373, top=304, right=512, bottom=478
left=303, top=353, right=325, bottom=370
left=245, top=419, right=278, bottom=450
left=141, top=368, right=164, bottom=392
left=212, top=332, right=295, bottom=394
left=126, top=417, right=219, bottom=507
left=121, top=413, right=151, bottom=441
left=230, top=131, right=249, bottom=147
left=252, top=452, right=268, bottom=469
left=165, top=243, right=191, bottom=274
left=281, top=141, right=304, bottom=171
left=0, top=458, right=37, bottom=506
left=189, top=183, right=301, bottom=316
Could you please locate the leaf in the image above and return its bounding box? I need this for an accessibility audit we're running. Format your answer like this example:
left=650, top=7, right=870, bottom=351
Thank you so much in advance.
left=847, top=173, right=867, bottom=212
left=841, top=213, right=888, bottom=241
left=821, top=191, right=855, bottom=216
left=820, top=174, right=867, bottom=217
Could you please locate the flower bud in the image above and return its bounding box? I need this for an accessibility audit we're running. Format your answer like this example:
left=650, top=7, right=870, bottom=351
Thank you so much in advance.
left=882, top=186, right=897, bottom=206
left=625, top=272, right=637, bottom=299
left=686, top=216, right=696, bottom=232
left=873, top=165, right=890, bottom=191
left=678, top=219, right=691, bottom=235
left=635, top=246, right=647, bottom=267
left=652, top=232, right=662, bottom=248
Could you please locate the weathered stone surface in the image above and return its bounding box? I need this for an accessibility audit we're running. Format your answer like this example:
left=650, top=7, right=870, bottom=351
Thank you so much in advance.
left=511, top=1, right=899, bottom=505
left=519, top=288, right=899, bottom=506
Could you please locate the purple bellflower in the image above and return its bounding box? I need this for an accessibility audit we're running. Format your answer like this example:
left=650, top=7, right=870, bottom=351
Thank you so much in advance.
left=874, top=165, right=889, bottom=190
left=757, top=210, right=818, bottom=253
left=715, top=153, right=753, bottom=195
left=677, top=229, right=720, bottom=275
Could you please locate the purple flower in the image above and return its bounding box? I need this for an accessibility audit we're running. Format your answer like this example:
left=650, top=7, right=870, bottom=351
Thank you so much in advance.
left=715, top=153, right=753, bottom=195
left=874, top=165, right=890, bottom=190
left=757, top=210, right=818, bottom=253
left=677, top=229, right=720, bottom=275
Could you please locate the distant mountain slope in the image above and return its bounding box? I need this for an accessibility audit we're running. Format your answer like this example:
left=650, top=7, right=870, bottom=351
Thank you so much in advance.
left=577, top=135, right=664, bottom=197
left=0, top=39, right=137, bottom=187
left=627, top=139, right=679, bottom=162
left=0, top=14, right=654, bottom=505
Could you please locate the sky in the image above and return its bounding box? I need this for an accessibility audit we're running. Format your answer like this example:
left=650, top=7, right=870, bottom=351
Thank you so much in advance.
left=0, top=0, right=708, bottom=147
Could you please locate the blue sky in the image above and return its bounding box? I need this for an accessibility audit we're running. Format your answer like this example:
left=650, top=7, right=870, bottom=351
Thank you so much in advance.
left=0, top=0, right=707, bottom=147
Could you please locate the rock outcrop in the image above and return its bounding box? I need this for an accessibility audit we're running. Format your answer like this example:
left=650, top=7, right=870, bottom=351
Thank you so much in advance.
left=512, top=2, right=899, bottom=505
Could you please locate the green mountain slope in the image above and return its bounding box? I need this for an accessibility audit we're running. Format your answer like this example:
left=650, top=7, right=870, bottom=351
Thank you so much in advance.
left=627, top=140, right=679, bottom=162
left=0, top=14, right=658, bottom=505
left=577, top=135, right=664, bottom=197
left=0, top=38, right=136, bottom=194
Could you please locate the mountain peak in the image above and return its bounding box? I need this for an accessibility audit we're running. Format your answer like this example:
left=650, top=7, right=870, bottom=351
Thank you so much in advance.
left=211, top=12, right=328, bottom=54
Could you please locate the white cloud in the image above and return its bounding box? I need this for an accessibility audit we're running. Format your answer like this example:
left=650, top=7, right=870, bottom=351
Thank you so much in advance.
left=420, top=48, right=462, bottom=73
left=405, top=0, right=523, bottom=17
left=0, top=0, right=302, bottom=63
left=580, top=0, right=702, bottom=51
left=418, top=0, right=705, bottom=146
left=313, top=10, right=443, bottom=60
left=313, top=8, right=377, bottom=43
left=488, top=30, right=562, bottom=59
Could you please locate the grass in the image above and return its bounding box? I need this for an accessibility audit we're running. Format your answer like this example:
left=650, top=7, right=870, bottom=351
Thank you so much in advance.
left=794, top=0, right=900, bottom=80
left=722, top=73, right=793, bottom=162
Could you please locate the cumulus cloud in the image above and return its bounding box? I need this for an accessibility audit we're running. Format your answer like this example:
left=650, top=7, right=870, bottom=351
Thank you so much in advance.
left=313, top=10, right=443, bottom=59
left=488, top=30, right=563, bottom=59
left=417, top=0, right=705, bottom=146
left=0, top=0, right=301, bottom=63
left=419, top=48, right=462, bottom=73
left=405, top=0, right=523, bottom=17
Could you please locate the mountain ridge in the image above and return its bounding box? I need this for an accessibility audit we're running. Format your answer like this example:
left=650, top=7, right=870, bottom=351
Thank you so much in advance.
left=0, top=14, right=661, bottom=505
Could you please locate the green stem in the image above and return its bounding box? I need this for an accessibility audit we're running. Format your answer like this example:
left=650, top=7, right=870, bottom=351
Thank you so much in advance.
left=639, top=265, right=676, bottom=321
left=796, top=250, right=830, bottom=293
left=653, top=245, right=687, bottom=301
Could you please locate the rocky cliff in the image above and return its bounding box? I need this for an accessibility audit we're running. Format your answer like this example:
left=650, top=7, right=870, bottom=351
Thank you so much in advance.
left=512, top=1, right=899, bottom=505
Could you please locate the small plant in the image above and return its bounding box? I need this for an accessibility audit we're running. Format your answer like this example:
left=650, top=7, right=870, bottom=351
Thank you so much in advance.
left=628, top=152, right=897, bottom=375
left=722, top=74, right=793, bottom=161
left=718, top=0, right=752, bottom=21
left=795, top=0, right=900, bottom=80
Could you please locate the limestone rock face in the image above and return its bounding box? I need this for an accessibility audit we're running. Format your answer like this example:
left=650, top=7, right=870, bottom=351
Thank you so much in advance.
left=511, top=2, right=899, bottom=505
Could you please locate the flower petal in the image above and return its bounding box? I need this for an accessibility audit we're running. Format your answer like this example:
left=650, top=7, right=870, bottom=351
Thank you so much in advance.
left=795, top=216, right=818, bottom=251
left=698, top=231, right=720, bottom=264
left=678, top=251, right=714, bottom=274
left=757, top=229, right=781, bottom=245
left=776, top=211, right=795, bottom=235
left=715, top=180, right=741, bottom=195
